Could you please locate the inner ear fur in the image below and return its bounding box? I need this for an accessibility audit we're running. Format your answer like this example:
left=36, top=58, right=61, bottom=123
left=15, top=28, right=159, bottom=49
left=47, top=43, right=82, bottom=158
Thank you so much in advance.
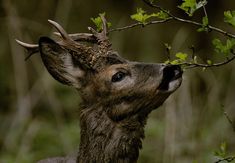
left=39, top=37, right=85, bottom=89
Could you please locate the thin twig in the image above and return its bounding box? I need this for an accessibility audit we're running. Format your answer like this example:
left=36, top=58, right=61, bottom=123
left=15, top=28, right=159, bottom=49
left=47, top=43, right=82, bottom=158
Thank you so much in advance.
left=142, top=0, right=174, bottom=17
left=222, top=107, right=235, bottom=133
left=110, top=15, right=235, bottom=39
left=180, top=55, right=235, bottom=69
left=109, top=18, right=172, bottom=32
left=214, top=156, right=235, bottom=163
left=203, top=6, right=208, bottom=18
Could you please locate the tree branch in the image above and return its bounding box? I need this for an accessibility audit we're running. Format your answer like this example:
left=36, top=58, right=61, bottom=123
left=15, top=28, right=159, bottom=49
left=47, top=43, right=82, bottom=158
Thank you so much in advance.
left=139, top=0, right=235, bottom=39
left=180, top=55, right=235, bottom=69
left=214, top=156, right=235, bottom=163
left=109, top=18, right=172, bottom=32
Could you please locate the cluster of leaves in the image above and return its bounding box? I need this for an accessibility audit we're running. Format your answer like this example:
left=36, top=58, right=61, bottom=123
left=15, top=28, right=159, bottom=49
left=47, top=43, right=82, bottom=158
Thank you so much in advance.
left=193, top=142, right=234, bottom=163
left=197, top=16, right=209, bottom=32
left=91, top=13, right=112, bottom=32
left=213, top=38, right=235, bottom=55
left=178, top=0, right=207, bottom=16
left=164, top=50, right=189, bottom=65
left=130, top=8, right=169, bottom=24
left=213, top=142, right=235, bottom=163
left=214, top=142, right=228, bottom=159
left=224, top=10, right=235, bottom=27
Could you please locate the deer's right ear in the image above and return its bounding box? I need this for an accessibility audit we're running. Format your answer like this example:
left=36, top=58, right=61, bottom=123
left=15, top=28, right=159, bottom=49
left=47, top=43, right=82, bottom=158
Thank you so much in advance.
left=39, top=37, right=85, bottom=89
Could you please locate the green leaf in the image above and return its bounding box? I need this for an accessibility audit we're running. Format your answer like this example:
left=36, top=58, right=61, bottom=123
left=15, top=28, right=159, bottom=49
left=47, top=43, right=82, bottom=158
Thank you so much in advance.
left=131, top=8, right=169, bottom=24
left=202, top=16, right=209, bottom=25
left=212, top=38, right=235, bottom=55
left=178, top=0, right=197, bottom=16
left=175, top=52, right=188, bottom=61
left=220, top=142, right=227, bottom=154
left=197, top=16, right=209, bottom=32
left=179, top=0, right=207, bottom=16
left=206, top=60, right=212, bottom=65
left=164, top=60, right=170, bottom=64
left=131, top=8, right=151, bottom=24
left=224, top=10, right=235, bottom=27
left=154, top=11, right=169, bottom=20
left=170, top=59, right=180, bottom=65
left=167, top=52, right=188, bottom=65
left=193, top=56, right=198, bottom=63
left=214, top=142, right=227, bottom=158
left=91, top=13, right=112, bottom=32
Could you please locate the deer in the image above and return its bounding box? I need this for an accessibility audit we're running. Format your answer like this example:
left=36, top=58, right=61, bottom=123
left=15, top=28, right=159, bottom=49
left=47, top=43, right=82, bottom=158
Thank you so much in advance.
left=16, top=15, right=182, bottom=163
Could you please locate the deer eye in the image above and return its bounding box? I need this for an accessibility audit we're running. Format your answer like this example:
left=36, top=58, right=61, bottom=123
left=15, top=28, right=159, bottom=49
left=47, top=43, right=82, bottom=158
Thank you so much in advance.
left=111, top=71, right=126, bottom=82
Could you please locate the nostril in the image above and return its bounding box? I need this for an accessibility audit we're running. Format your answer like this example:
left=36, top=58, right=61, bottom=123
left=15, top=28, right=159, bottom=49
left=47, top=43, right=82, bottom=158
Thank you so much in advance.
left=173, top=65, right=182, bottom=78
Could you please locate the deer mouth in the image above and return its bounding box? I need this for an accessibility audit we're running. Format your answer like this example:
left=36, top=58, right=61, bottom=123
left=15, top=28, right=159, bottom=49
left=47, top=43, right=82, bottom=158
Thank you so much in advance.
left=158, top=65, right=182, bottom=92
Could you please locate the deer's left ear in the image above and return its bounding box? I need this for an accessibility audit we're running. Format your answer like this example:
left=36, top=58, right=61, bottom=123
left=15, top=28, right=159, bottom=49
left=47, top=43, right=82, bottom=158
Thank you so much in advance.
left=39, top=37, right=85, bottom=89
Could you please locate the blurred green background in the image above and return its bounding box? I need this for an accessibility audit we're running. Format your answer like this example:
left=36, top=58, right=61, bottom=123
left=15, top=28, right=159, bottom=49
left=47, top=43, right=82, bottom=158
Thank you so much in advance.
left=0, top=0, right=235, bottom=162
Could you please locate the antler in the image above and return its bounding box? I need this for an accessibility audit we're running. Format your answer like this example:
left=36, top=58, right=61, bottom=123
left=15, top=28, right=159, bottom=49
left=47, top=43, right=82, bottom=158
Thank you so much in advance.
left=54, top=32, right=96, bottom=43
left=88, top=14, right=112, bottom=53
left=16, top=16, right=112, bottom=69
left=15, top=39, right=39, bottom=60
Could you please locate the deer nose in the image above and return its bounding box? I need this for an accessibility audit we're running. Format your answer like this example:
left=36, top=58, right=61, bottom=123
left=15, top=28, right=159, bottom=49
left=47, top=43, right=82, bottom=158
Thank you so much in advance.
left=162, top=65, right=182, bottom=80
left=158, top=65, right=182, bottom=91
left=162, top=64, right=182, bottom=82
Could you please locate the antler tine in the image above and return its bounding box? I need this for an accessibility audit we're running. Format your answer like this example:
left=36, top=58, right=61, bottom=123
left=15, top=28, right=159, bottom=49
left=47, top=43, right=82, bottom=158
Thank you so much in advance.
left=15, top=39, right=39, bottom=60
left=88, top=26, right=98, bottom=35
left=48, top=20, right=71, bottom=40
left=16, top=39, right=38, bottom=48
left=100, top=14, right=108, bottom=36
left=53, top=32, right=96, bottom=43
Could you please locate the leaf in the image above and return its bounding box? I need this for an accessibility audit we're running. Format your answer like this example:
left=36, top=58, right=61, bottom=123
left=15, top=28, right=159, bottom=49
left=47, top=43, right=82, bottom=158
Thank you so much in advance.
left=224, top=10, right=235, bottom=27
left=206, top=60, right=212, bottom=65
left=220, top=142, right=227, bottom=154
left=212, top=38, right=235, bottom=55
left=131, top=8, right=169, bottom=24
left=154, top=11, right=169, bottom=20
left=213, top=142, right=227, bottom=158
left=131, top=8, right=151, bottom=24
left=197, top=16, right=209, bottom=32
left=170, top=59, right=180, bottom=65
left=91, top=13, right=112, bottom=32
left=178, top=0, right=197, bottom=16
left=175, top=52, right=188, bottom=61
left=193, top=56, right=198, bottom=63
left=167, top=52, right=188, bottom=65
left=179, top=0, right=207, bottom=16
left=164, top=60, right=170, bottom=64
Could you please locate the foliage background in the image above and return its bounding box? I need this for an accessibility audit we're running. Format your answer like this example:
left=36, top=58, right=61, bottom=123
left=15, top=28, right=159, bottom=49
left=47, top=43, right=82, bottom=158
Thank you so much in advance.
left=0, top=0, right=235, bottom=162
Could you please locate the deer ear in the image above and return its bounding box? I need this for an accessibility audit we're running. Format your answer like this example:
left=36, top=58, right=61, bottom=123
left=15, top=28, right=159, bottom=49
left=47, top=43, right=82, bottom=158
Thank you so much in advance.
left=39, top=37, right=85, bottom=89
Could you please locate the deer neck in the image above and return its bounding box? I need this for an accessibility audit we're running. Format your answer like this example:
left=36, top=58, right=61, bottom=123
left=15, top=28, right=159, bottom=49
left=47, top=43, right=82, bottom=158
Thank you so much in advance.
left=77, top=104, right=146, bottom=163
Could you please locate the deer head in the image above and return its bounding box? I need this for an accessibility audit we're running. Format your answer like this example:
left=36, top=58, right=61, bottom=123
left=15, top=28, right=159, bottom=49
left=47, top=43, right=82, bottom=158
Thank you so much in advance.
left=17, top=15, right=182, bottom=162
